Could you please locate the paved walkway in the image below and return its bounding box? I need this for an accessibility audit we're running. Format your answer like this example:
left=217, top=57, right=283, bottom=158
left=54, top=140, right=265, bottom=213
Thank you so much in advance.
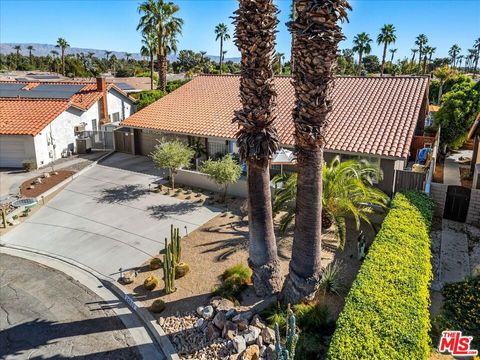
left=443, top=149, right=473, bottom=186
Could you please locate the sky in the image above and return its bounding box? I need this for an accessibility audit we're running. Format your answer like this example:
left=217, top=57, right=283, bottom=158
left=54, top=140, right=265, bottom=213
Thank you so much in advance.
left=1, top=0, right=479, bottom=61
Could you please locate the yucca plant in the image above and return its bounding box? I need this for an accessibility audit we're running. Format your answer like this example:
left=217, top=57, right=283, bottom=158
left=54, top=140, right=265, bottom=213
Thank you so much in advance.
left=273, top=156, right=388, bottom=249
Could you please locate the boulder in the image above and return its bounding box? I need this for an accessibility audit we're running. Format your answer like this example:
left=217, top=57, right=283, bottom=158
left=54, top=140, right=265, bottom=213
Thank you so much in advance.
left=225, top=308, right=238, bottom=319
left=241, top=344, right=260, bottom=360
left=213, top=311, right=227, bottom=330
left=195, top=318, right=205, bottom=328
left=210, top=297, right=236, bottom=312
left=232, top=311, right=253, bottom=323
left=222, top=321, right=238, bottom=340
left=261, top=327, right=275, bottom=345
left=265, top=344, right=277, bottom=360
left=207, top=323, right=221, bottom=341
left=259, top=345, right=267, bottom=357
left=202, top=305, right=214, bottom=320
left=237, top=318, right=249, bottom=331
left=250, top=314, right=266, bottom=329
left=256, top=335, right=263, bottom=347
left=233, top=335, right=246, bottom=354
left=196, top=306, right=204, bottom=316
left=243, top=326, right=261, bottom=345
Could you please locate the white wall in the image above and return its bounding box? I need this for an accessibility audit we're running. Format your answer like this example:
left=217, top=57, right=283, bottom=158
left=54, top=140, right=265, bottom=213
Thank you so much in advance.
left=175, top=169, right=248, bottom=198
left=107, top=89, right=134, bottom=122
left=0, top=135, right=36, bottom=167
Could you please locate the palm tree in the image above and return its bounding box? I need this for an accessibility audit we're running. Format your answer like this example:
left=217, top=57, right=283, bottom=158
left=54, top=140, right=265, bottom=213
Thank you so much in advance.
left=137, top=0, right=183, bottom=91
left=433, top=65, right=455, bottom=104
left=352, top=32, right=372, bottom=75
left=272, top=157, right=388, bottom=248
left=389, top=48, right=397, bottom=63
left=449, top=44, right=461, bottom=68
left=233, top=0, right=282, bottom=296
left=125, top=52, right=132, bottom=63
left=26, top=45, right=34, bottom=63
left=411, top=48, right=418, bottom=63
left=105, top=50, right=112, bottom=61
left=421, top=45, right=435, bottom=74
left=141, top=32, right=157, bottom=89
left=467, top=48, right=477, bottom=72
left=474, top=38, right=480, bottom=75
left=13, top=45, right=21, bottom=68
left=289, top=0, right=297, bottom=73
left=56, top=37, right=69, bottom=75
left=280, top=0, right=351, bottom=304
left=377, top=24, right=396, bottom=76
left=215, top=23, right=230, bottom=74
left=199, top=51, right=207, bottom=62
left=415, top=34, right=428, bottom=66
left=276, top=52, right=285, bottom=74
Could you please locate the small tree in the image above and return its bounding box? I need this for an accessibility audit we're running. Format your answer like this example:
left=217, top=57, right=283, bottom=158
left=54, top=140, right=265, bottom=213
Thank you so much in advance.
left=151, top=140, right=194, bottom=189
left=200, top=155, right=242, bottom=202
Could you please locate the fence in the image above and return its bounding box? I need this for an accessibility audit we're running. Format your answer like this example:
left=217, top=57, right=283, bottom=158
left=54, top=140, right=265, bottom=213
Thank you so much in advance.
left=394, top=169, right=426, bottom=193
left=80, top=130, right=114, bottom=150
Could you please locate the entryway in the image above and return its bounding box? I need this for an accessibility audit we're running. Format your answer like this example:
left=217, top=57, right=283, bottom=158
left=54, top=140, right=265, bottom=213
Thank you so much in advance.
left=443, top=185, right=471, bottom=222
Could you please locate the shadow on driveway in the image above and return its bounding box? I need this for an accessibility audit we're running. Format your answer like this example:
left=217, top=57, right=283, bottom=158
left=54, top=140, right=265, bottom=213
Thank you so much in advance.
left=97, top=184, right=149, bottom=204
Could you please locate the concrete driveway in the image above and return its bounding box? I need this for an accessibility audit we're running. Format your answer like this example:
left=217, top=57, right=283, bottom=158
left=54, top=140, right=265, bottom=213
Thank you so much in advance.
left=1, top=153, right=220, bottom=278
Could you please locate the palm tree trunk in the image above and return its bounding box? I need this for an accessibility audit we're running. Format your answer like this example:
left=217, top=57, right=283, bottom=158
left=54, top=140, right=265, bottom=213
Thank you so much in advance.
left=358, top=51, right=363, bottom=75
left=158, top=54, right=167, bottom=91
left=280, top=0, right=350, bottom=304
left=290, top=0, right=296, bottom=73
left=380, top=42, right=387, bottom=76
left=150, top=53, right=154, bottom=90
left=422, top=56, right=427, bottom=74
left=61, top=49, right=65, bottom=75
left=219, top=37, right=224, bottom=74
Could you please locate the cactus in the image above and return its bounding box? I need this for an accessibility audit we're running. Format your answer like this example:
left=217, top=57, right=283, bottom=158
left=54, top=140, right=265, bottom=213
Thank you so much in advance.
left=1, top=208, right=7, bottom=228
left=275, top=305, right=298, bottom=360
left=163, top=225, right=183, bottom=293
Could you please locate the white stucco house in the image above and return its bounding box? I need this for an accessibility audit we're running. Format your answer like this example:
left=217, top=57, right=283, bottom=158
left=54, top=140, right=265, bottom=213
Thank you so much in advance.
left=0, top=77, right=135, bottom=168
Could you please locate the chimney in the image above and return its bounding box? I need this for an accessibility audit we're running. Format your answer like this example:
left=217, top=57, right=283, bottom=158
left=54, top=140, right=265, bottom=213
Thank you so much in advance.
left=97, top=76, right=109, bottom=125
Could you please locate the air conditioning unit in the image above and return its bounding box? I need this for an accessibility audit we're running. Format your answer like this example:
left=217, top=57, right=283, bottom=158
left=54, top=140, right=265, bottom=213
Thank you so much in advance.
left=74, top=124, right=86, bottom=134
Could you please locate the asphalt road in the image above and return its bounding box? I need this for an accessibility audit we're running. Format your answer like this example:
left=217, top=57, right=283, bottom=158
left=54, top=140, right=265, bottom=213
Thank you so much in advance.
left=0, top=253, right=143, bottom=360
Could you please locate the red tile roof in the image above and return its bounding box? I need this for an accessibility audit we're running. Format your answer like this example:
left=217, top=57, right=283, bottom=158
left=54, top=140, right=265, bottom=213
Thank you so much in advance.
left=121, top=75, right=429, bottom=159
left=0, top=81, right=128, bottom=136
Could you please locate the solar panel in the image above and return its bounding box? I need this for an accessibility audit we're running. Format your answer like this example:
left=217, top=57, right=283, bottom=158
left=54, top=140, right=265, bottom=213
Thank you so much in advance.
left=0, top=83, right=84, bottom=99
left=116, top=82, right=136, bottom=90
left=0, top=83, right=25, bottom=90
left=29, top=74, right=61, bottom=80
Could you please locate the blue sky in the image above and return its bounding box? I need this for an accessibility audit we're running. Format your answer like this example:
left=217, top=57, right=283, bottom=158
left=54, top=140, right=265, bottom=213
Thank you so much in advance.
left=1, top=0, right=479, bottom=60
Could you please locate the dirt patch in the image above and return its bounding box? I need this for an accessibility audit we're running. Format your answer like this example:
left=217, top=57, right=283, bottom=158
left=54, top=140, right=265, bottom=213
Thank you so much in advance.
left=433, top=162, right=444, bottom=183
left=20, top=170, right=74, bottom=198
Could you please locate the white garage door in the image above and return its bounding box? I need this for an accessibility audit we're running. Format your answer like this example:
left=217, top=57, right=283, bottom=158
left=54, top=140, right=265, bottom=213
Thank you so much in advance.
left=0, top=138, right=26, bottom=168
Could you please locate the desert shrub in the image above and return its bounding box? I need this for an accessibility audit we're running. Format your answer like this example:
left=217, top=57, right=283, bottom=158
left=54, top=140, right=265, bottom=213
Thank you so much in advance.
left=150, top=299, right=166, bottom=313
left=318, top=261, right=343, bottom=296
left=150, top=257, right=162, bottom=270
left=262, top=302, right=288, bottom=331
left=143, top=275, right=159, bottom=291
left=435, top=277, right=480, bottom=351
left=328, top=191, right=434, bottom=360
left=22, top=160, right=36, bottom=172
left=213, top=264, right=251, bottom=302
left=293, top=303, right=335, bottom=335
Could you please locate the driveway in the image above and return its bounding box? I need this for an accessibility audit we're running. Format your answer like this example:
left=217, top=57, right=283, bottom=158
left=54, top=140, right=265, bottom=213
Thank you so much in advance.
left=0, top=253, right=149, bottom=359
left=1, top=153, right=220, bottom=278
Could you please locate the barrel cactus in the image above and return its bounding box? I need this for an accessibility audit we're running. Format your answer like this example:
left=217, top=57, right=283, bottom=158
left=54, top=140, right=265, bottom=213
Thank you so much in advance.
left=175, top=262, right=190, bottom=279
left=144, top=275, right=159, bottom=291
left=151, top=299, right=166, bottom=313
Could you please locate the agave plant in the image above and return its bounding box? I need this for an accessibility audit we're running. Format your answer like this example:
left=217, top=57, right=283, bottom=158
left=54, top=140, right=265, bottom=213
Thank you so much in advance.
left=272, top=156, right=388, bottom=249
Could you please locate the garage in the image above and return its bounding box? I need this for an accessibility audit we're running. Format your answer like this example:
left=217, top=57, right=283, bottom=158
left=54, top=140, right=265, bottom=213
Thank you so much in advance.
left=0, top=136, right=31, bottom=168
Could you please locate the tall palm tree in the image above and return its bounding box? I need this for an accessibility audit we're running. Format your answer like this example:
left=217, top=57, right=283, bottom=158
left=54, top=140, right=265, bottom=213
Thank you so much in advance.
left=233, top=0, right=282, bottom=296
left=422, top=45, right=435, bottom=74
left=352, top=32, right=372, bottom=75
left=411, top=48, right=418, bottom=63
left=289, top=0, right=297, bottom=73
left=137, top=0, right=183, bottom=91
left=377, top=24, right=396, bottom=76
left=474, top=38, right=480, bottom=75
left=389, top=48, right=397, bottom=63
left=105, top=50, right=112, bottom=61
left=458, top=55, right=464, bottom=69
left=56, top=37, right=69, bottom=75
left=26, top=45, right=34, bottom=63
left=13, top=45, right=21, bottom=68
left=215, top=23, right=230, bottom=74
left=272, top=157, right=388, bottom=247
left=276, top=52, right=285, bottom=74
left=280, top=0, right=351, bottom=304
left=415, top=34, right=428, bottom=66
left=449, top=44, right=461, bottom=68
left=199, top=51, right=207, bottom=62
left=141, top=31, right=157, bottom=89
left=125, top=52, right=132, bottom=62
left=468, top=48, right=477, bottom=72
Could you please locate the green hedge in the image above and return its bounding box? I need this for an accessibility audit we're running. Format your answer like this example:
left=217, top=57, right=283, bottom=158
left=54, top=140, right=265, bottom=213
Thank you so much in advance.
left=328, top=192, right=434, bottom=360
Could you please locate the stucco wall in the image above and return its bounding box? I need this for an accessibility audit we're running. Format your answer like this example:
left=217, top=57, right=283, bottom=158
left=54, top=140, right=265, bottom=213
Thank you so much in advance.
left=430, top=182, right=448, bottom=217
left=0, top=135, right=36, bottom=167
left=466, top=189, right=480, bottom=226
left=175, top=169, right=248, bottom=198
left=107, top=89, right=134, bottom=122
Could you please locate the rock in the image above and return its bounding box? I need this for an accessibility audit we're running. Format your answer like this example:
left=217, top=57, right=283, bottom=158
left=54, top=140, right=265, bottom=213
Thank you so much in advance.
left=202, top=305, right=214, bottom=320
left=233, top=311, right=253, bottom=323
left=233, top=335, right=246, bottom=354
left=158, top=317, right=165, bottom=326
left=229, top=355, right=239, bottom=360
left=257, top=335, right=263, bottom=347
left=250, top=314, right=266, bottom=329
left=195, top=318, right=205, bottom=328
left=34, top=177, right=43, bottom=184
left=197, top=306, right=205, bottom=316
left=222, top=321, right=238, bottom=340
left=43, top=172, right=50, bottom=178
left=214, top=311, right=227, bottom=330
left=237, top=318, right=249, bottom=331
left=243, top=326, right=261, bottom=345
left=207, top=323, right=221, bottom=341
left=241, top=344, right=260, bottom=360
left=261, top=327, right=275, bottom=345
left=225, top=308, right=238, bottom=319
left=210, top=297, right=236, bottom=312
left=265, top=344, right=277, bottom=360
left=259, top=345, right=267, bottom=357
left=121, top=271, right=135, bottom=284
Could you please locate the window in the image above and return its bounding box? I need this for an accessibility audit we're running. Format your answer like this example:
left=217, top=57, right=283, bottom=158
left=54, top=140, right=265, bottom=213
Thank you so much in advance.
left=112, top=112, right=120, bottom=122
left=92, top=119, right=97, bottom=131
left=208, top=140, right=227, bottom=159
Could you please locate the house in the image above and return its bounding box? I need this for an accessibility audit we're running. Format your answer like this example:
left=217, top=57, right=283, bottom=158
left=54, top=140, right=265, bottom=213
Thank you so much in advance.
left=468, top=113, right=480, bottom=189
left=120, top=75, right=431, bottom=195
left=0, top=77, right=135, bottom=168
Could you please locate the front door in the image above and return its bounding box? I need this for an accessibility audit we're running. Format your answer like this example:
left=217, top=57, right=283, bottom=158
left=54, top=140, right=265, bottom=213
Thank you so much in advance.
left=444, top=186, right=471, bottom=222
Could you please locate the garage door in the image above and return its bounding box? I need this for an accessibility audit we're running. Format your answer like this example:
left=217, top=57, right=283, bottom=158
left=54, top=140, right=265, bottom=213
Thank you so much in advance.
left=0, top=138, right=26, bottom=168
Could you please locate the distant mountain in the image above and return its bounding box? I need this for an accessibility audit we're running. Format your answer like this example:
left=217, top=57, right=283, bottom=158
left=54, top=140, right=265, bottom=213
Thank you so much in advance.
left=0, top=43, right=240, bottom=63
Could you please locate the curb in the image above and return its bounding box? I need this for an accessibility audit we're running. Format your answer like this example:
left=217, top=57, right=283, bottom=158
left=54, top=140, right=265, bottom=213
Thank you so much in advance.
left=0, top=243, right=180, bottom=360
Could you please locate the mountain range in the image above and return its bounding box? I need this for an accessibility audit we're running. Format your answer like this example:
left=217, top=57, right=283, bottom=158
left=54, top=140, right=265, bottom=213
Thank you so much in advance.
left=0, top=43, right=240, bottom=63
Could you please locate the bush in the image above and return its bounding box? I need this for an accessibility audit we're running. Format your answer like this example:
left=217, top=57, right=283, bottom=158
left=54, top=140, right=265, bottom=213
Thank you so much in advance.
left=328, top=191, right=434, bottom=360
left=150, top=257, right=162, bottom=270
left=165, top=79, right=190, bottom=93
left=318, top=261, right=343, bottom=296
left=213, top=264, right=252, bottom=302
left=143, top=275, right=159, bottom=291
left=436, top=277, right=480, bottom=351
left=133, top=89, right=167, bottom=110
left=22, top=160, right=36, bottom=172
left=150, top=299, right=166, bottom=313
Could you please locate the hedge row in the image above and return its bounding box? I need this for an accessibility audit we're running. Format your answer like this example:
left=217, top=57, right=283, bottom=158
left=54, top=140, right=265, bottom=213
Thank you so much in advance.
left=328, top=192, right=434, bottom=360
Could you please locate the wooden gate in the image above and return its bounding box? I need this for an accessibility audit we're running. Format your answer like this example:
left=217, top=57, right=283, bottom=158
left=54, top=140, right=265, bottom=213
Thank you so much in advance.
left=394, top=169, right=425, bottom=193
left=444, top=186, right=471, bottom=222
left=114, top=129, right=133, bottom=154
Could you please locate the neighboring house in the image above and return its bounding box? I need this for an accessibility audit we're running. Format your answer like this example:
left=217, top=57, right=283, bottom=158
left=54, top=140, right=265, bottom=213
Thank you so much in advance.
left=120, top=75, right=430, bottom=195
left=468, top=113, right=480, bottom=189
left=0, top=77, right=135, bottom=168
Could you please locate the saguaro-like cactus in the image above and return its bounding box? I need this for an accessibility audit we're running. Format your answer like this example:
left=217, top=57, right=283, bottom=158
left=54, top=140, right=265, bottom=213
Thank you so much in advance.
left=163, top=225, right=183, bottom=293
left=275, top=305, right=299, bottom=360
left=1, top=208, right=7, bottom=228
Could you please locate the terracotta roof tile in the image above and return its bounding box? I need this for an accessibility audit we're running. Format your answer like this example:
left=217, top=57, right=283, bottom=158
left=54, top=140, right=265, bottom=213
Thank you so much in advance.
left=121, top=75, right=428, bottom=159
